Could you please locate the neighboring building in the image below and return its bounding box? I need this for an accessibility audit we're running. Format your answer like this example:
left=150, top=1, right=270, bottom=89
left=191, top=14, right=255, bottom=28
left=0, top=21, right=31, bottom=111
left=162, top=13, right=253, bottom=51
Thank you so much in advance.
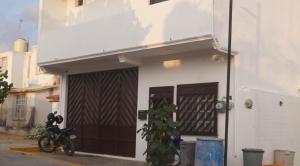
left=0, top=39, right=60, bottom=129
left=37, top=0, right=300, bottom=165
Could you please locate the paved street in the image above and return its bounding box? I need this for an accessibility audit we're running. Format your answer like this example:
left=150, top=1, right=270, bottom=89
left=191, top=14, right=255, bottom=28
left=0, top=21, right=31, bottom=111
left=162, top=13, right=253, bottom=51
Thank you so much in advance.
left=0, top=132, right=146, bottom=166
left=0, top=151, right=66, bottom=166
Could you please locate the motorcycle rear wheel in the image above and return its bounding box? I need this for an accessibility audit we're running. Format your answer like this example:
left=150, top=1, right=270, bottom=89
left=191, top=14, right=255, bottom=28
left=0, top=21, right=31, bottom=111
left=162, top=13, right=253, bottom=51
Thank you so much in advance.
left=63, top=138, right=75, bottom=156
left=38, top=135, right=56, bottom=153
left=170, top=153, right=181, bottom=166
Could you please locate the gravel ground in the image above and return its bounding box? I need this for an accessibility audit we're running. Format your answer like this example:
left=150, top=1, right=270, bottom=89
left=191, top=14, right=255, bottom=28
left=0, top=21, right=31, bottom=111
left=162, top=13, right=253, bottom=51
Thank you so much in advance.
left=0, top=132, right=36, bottom=144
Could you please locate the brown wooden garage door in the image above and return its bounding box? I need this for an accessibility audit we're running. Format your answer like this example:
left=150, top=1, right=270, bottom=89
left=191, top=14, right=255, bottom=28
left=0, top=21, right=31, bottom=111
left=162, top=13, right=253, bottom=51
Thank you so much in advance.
left=67, top=67, right=138, bottom=157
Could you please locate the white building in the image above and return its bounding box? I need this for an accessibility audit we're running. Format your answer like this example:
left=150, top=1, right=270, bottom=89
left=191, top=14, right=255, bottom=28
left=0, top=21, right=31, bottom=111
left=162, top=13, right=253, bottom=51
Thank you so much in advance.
left=0, top=39, right=60, bottom=129
left=37, top=0, right=300, bottom=165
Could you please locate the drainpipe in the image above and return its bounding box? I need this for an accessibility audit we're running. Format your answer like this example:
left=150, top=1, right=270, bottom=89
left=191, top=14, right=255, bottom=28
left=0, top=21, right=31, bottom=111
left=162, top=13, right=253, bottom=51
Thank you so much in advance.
left=224, top=0, right=234, bottom=165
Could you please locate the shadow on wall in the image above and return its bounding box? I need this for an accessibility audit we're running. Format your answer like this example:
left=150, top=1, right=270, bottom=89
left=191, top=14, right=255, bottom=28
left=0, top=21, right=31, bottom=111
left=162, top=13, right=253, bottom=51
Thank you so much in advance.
left=0, top=107, right=6, bottom=126
left=231, top=1, right=299, bottom=96
left=41, top=0, right=151, bottom=60
left=68, top=0, right=151, bottom=52
left=67, top=0, right=134, bottom=26
left=212, top=1, right=300, bottom=165
left=163, top=1, right=212, bottom=41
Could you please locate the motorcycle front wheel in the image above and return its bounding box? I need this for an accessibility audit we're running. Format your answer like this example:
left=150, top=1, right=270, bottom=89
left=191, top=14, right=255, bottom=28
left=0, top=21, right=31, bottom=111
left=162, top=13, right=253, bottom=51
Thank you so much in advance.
left=63, top=138, right=75, bottom=156
left=38, top=135, right=56, bottom=153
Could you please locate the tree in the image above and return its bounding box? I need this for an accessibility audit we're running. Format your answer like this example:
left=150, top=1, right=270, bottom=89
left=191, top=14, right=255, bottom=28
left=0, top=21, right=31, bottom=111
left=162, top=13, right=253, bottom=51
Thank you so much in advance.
left=138, top=104, right=177, bottom=166
left=0, top=70, right=13, bottom=104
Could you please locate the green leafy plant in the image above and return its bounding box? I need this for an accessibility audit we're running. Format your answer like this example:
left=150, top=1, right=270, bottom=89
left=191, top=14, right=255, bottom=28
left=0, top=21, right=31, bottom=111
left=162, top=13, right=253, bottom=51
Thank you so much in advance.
left=0, top=70, right=13, bottom=104
left=138, top=104, right=177, bottom=166
left=26, top=125, right=47, bottom=140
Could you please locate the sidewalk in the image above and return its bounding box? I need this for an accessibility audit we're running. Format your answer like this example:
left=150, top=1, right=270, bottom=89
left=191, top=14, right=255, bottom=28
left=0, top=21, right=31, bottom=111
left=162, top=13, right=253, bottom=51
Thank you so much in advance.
left=32, top=152, right=146, bottom=166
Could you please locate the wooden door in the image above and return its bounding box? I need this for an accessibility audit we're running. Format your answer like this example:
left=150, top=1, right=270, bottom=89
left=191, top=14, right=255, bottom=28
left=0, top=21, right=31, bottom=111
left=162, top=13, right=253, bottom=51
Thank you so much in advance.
left=67, top=68, right=138, bottom=157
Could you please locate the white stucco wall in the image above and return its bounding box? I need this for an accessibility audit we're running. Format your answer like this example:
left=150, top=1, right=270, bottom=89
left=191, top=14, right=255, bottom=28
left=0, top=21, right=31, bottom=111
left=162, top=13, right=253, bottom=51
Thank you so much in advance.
left=11, top=53, right=26, bottom=88
left=33, top=90, right=53, bottom=125
left=5, top=91, right=53, bottom=128
left=214, top=0, right=300, bottom=165
left=256, top=91, right=300, bottom=164
left=24, top=46, right=59, bottom=87
left=0, top=44, right=60, bottom=128
left=38, top=0, right=213, bottom=64
left=0, top=51, right=13, bottom=84
left=136, top=52, right=236, bottom=162
left=214, top=0, right=300, bottom=95
left=39, top=0, right=67, bottom=34
left=5, top=95, right=15, bottom=127
left=38, top=0, right=300, bottom=165
left=0, top=45, right=58, bottom=89
left=0, top=51, right=26, bottom=88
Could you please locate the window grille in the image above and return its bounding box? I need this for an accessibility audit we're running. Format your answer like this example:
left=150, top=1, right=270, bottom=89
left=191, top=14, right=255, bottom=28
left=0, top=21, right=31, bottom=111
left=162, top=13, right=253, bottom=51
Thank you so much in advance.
left=150, top=0, right=168, bottom=5
left=177, top=82, right=218, bottom=136
left=14, top=95, right=26, bottom=120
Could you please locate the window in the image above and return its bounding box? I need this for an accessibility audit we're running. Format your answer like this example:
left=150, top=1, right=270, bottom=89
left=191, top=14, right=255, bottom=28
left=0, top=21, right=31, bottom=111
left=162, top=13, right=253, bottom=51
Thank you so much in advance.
left=75, top=0, right=84, bottom=7
left=14, top=95, right=26, bottom=120
left=36, top=67, right=44, bottom=75
left=149, top=86, right=174, bottom=109
left=176, top=82, right=218, bottom=136
left=150, top=0, right=168, bottom=5
left=0, top=57, right=7, bottom=73
left=27, top=55, right=31, bottom=79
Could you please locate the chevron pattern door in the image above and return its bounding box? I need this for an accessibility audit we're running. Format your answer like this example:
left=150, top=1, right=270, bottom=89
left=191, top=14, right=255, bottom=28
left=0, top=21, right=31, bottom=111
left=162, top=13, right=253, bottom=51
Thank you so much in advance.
left=67, top=68, right=138, bottom=157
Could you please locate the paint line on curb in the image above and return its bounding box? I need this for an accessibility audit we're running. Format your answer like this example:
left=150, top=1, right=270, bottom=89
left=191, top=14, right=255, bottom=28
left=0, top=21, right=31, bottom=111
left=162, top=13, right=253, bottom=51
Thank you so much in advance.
left=10, top=147, right=40, bottom=153
left=10, top=149, right=84, bottom=166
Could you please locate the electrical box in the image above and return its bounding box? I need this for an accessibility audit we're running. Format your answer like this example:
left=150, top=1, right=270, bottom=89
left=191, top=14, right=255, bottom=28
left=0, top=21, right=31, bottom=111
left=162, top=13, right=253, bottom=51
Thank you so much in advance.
left=138, top=110, right=147, bottom=120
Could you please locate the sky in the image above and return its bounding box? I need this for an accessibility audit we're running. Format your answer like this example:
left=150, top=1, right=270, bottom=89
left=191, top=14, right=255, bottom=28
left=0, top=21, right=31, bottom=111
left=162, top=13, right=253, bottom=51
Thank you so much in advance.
left=0, top=0, right=39, bottom=52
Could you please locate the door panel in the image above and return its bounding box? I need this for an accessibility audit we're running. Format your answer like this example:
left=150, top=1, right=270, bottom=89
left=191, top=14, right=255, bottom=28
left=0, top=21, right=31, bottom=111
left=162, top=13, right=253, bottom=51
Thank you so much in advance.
left=100, top=70, right=120, bottom=127
left=82, top=73, right=101, bottom=152
left=149, top=86, right=174, bottom=109
left=67, top=74, right=85, bottom=150
left=118, top=69, right=138, bottom=156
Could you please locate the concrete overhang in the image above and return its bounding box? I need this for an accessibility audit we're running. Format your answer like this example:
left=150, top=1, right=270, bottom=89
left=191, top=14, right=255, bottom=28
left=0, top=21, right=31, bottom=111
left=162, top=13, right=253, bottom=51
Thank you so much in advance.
left=10, top=85, right=59, bottom=94
left=40, top=35, right=236, bottom=74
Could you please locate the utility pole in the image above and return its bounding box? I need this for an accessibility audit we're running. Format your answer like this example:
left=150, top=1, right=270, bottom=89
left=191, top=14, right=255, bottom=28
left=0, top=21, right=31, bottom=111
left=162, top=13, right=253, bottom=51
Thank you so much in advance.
left=224, top=0, right=234, bottom=165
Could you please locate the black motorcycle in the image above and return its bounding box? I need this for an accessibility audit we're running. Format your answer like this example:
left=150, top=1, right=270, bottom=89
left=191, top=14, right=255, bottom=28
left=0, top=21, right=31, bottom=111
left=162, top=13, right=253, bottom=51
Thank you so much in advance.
left=169, top=129, right=183, bottom=166
left=38, top=112, right=76, bottom=156
left=160, top=129, right=183, bottom=166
